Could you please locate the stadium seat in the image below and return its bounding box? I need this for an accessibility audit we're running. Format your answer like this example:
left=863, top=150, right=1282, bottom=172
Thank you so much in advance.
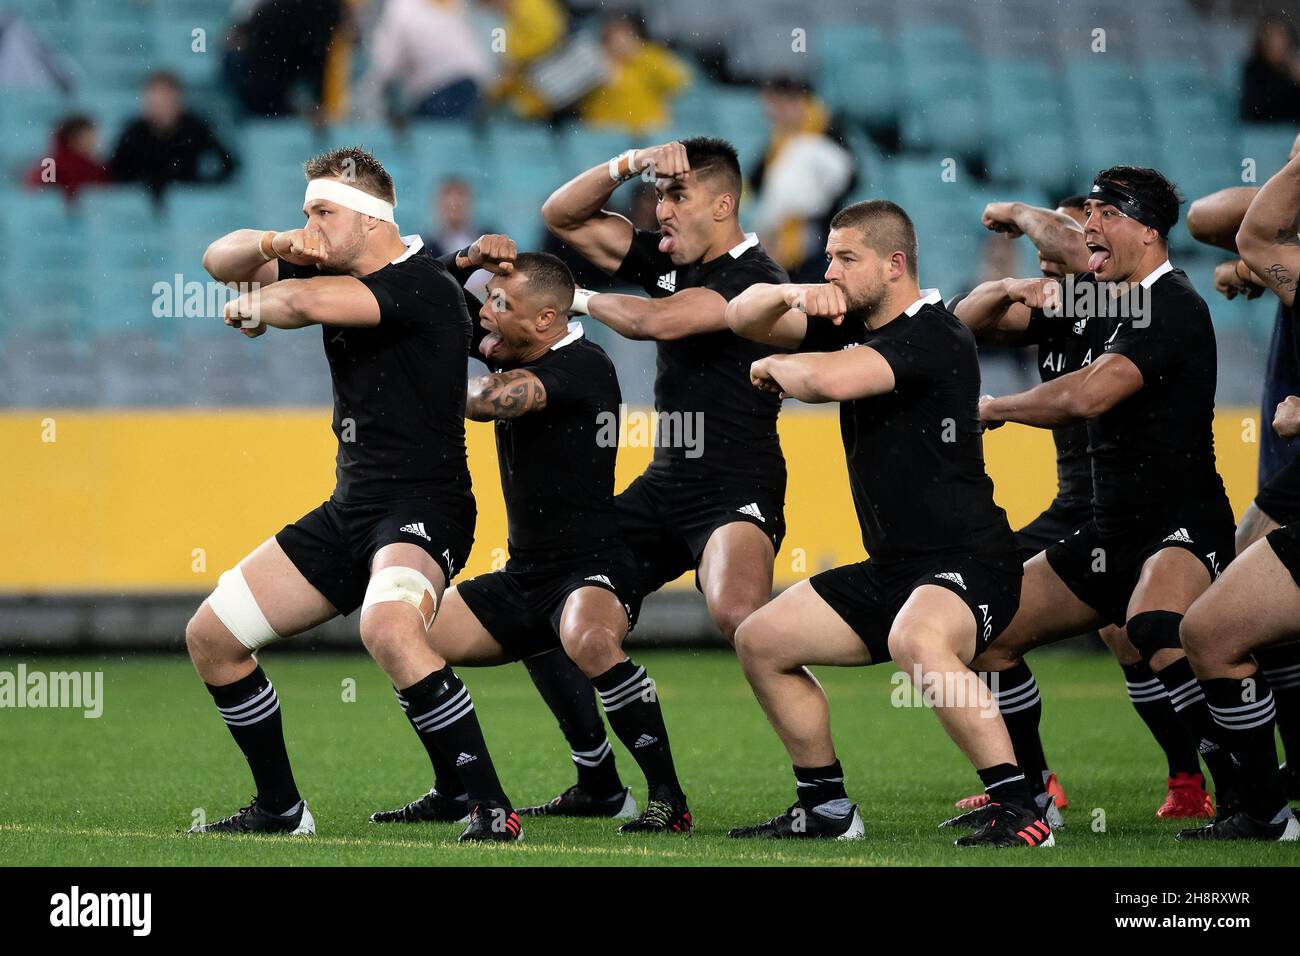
left=1240, top=124, right=1298, bottom=179
left=243, top=121, right=324, bottom=223
left=1062, top=58, right=1147, bottom=126
left=812, top=24, right=899, bottom=129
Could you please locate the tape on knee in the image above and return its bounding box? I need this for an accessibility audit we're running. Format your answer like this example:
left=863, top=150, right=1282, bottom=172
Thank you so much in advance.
left=209, top=566, right=280, bottom=652
left=1125, top=610, right=1184, bottom=661
left=362, top=566, right=437, bottom=630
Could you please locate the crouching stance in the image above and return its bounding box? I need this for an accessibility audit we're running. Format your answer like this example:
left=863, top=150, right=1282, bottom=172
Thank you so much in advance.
left=724, top=201, right=1050, bottom=847
left=374, top=241, right=692, bottom=834
left=187, top=148, right=518, bottom=843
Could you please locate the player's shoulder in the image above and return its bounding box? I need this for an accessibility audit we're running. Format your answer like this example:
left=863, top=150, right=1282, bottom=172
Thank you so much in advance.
left=725, top=236, right=789, bottom=285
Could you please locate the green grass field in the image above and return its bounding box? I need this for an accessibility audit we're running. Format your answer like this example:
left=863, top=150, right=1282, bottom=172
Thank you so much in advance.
left=2, top=649, right=1296, bottom=866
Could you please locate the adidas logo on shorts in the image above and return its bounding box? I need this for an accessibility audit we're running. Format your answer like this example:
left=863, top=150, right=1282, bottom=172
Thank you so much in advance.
left=934, top=571, right=967, bottom=590
left=656, top=270, right=677, bottom=292
left=1163, top=528, right=1193, bottom=544
left=399, top=522, right=431, bottom=541
left=633, top=734, right=658, bottom=748
left=585, top=574, right=613, bottom=587
left=736, top=502, right=766, bottom=523
left=455, top=752, right=477, bottom=767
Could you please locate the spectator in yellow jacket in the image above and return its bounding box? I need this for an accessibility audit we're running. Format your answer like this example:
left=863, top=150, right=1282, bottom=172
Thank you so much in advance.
left=579, top=14, right=689, bottom=135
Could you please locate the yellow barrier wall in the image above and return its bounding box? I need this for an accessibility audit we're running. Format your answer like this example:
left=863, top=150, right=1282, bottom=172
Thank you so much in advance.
left=0, top=406, right=1264, bottom=593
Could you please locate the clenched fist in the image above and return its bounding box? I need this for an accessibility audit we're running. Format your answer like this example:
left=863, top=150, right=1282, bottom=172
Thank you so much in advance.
left=781, top=283, right=848, bottom=324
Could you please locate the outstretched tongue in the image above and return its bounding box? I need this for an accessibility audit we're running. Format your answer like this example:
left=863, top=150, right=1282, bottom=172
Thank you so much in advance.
left=1088, top=249, right=1111, bottom=273
left=479, top=331, right=502, bottom=359
left=658, top=233, right=677, bottom=255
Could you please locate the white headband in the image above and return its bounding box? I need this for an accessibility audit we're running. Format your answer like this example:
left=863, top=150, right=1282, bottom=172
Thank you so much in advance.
left=303, top=178, right=396, bottom=223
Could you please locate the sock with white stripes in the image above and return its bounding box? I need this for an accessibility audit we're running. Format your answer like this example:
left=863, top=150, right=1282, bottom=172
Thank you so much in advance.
left=1121, top=660, right=1201, bottom=777
left=1202, top=672, right=1287, bottom=822
left=206, top=666, right=301, bottom=815
left=522, top=648, right=624, bottom=797
left=1153, top=656, right=1240, bottom=798
left=977, top=762, right=1036, bottom=814
left=398, top=666, right=509, bottom=808
left=1255, top=642, right=1300, bottom=768
left=394, top=686, right=465, bottom=801
left=985, top=663, right=1048, bottom=799
left=592, top=658, right=685, bottom=803
left=793, top=760, right=851, bottom=819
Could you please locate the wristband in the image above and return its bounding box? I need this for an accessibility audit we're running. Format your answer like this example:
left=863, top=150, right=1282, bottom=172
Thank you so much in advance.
left=570, top=288, right=596, bottom=315
left=1234, top=259, right=1251, bottom=283
left=454, top=245, right=475, bottom=271
left=608, top=149, right=638, bottom=182
left=257, top=230, right=278, bottom=261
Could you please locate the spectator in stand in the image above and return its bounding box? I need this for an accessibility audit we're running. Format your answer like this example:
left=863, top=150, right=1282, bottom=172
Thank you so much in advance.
left=748, top=77, right=855, bottom=282
left=423, top=177, right=493, bottom=257
left=357, top=0, right=492, bottom=120
left=108, top=71, right=237, bottom=200
left=24, top=114, right=110, bottom=202
left=478, top=0, right=568, bottom=121
left=578, top=14, right=688, bottom=135
left=226, top=0, right=345, bottom=118
left=1241, top=16, right=1300, bottom=124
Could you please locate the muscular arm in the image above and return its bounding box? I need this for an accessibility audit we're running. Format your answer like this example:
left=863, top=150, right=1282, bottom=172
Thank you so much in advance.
left=584, top=286, right=730, bottom=340
left=203, top=228, right=280, bottom=286
left=224, top=276, right=382, bottom=331
left=540, top=163, right=636, bottom=275
left=751, top=347, right=895, bottom=404
left=724, top=283, right=810, bottom=349
left=952, top=279, right=1033, bottom=344
left=465, top=369, right=548, bottom=421
left=1186, top=186, right=1259, bottom=252
left=980, top=352, right=1144, bottom=428
left=1237, top=154, right=1300, bottom=306
left=996, top=202, right=1089, bottom=274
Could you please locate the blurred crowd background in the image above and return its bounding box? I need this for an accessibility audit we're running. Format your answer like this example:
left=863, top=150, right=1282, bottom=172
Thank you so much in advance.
left=0, top=0, right=1297, bottom=408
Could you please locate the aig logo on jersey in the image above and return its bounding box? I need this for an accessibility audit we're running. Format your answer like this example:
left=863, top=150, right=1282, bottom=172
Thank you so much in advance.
left=656, top=270, right=677, bottom=293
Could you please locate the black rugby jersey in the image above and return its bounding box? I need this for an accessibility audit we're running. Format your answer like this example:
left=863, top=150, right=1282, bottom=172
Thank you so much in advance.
left=279, top=237, right=473, bottom=503
left=1022, top=301, right=1097, bottom=506
left=614, top=227, right=788, bottom=488
left=800, top=291, right=1017, bottom=563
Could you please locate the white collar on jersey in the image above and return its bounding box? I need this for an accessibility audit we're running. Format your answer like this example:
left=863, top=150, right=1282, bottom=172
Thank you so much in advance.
left=390, top=234, right=424, bottom=265
left=550, top=321, right=585, bottom=350
left=728, top=233, right=759, bottom=258
left=1139, top=259, right=1173, bottom=289
left=903, top=288, right=943, bottom=316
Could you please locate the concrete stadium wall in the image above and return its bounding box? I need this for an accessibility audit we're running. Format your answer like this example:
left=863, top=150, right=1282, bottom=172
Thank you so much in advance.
left=0, top=406, right=1264, bottom=647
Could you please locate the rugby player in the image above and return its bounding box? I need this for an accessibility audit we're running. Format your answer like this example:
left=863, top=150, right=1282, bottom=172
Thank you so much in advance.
left=724, top=200, right=1052, bottom=848
left=371, top=243, right=692, bottom=833
left=1176, top=147, right=1300, bottom=840
left=505, top=136, right=789, bottom=817
left=185, top=147, right=519, bottom=842
left=964, top=166, right=1242, bottom=829
left=953, top=197, right=1211, bottom=820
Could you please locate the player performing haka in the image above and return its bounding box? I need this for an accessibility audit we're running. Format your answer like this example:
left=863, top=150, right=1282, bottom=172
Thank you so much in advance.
left=1176, top=147, right=1300, bottom=841
left=961, top=166, right=1242, bottom=834
left=503, top=136, right=788, bottom=818
left=953, top=197, right=1211, bottom=821
left=186, top=147, right=519, bottom=842
left=725, top=200, right=1051, bottom=848
left=371, top=240, right=692, bottom=833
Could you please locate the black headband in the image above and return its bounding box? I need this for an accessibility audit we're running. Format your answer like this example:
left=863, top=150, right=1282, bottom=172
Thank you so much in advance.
left=1089, top=180, right=1174, bottom=236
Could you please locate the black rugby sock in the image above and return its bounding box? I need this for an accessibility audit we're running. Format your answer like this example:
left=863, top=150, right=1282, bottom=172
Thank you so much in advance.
left=523, top=648, right=624, bottom=797
left=592, top=658, right=685, bottom=803
left=206, top=666, right=301, bottom=815
left=977, top=763, right=1036, bottom=814
left=1121, top=659, right=1202, bottom=777
left=1203, top=673, right=1288, bottom=822
left=394, top=686, right=465, bottom=800
left=793, top=760, right=851, bottom=819
left=1255, top=642, right=1300, bottom=769
left=399, top=666, right=510, bottom=808
left=1153, top=656, right=1241, bottom=799
left=984, top=663, right=1048, bottom=798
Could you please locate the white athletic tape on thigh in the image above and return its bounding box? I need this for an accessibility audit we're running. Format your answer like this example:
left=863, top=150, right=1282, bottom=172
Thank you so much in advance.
left=209, top=566, right=281, bottom=651
left=304, top=178, right=396, bottom=223
left=363, top=566, right=438, bottom=630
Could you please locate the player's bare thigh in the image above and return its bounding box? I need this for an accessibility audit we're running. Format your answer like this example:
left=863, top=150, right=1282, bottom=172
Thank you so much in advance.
left=186, top=536, right=339, bottom=683
left=969, top=551, right=1103, bottom=671
left=698, top=520, right=776, bottom=645
left=425, top=586, right=514, bottom=667
left=1183, top=535, right=1300, bottom=676
left=734, top=579, right=872, bottom=671
left=888, top=584, right=979, bottom=669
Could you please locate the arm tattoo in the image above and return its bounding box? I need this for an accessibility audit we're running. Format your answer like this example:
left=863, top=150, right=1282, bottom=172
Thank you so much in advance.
left=1266, top=263, right=1298, bottom=293
left=467, top=369, right=547, bottom=421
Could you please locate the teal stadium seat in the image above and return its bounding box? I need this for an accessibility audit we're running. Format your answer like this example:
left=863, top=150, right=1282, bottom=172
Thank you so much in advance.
left=243, top=121, right=324, bottom=223
left=1, top=192, right=89, bottom=340
left=813, top=24, right=898, bottom=129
